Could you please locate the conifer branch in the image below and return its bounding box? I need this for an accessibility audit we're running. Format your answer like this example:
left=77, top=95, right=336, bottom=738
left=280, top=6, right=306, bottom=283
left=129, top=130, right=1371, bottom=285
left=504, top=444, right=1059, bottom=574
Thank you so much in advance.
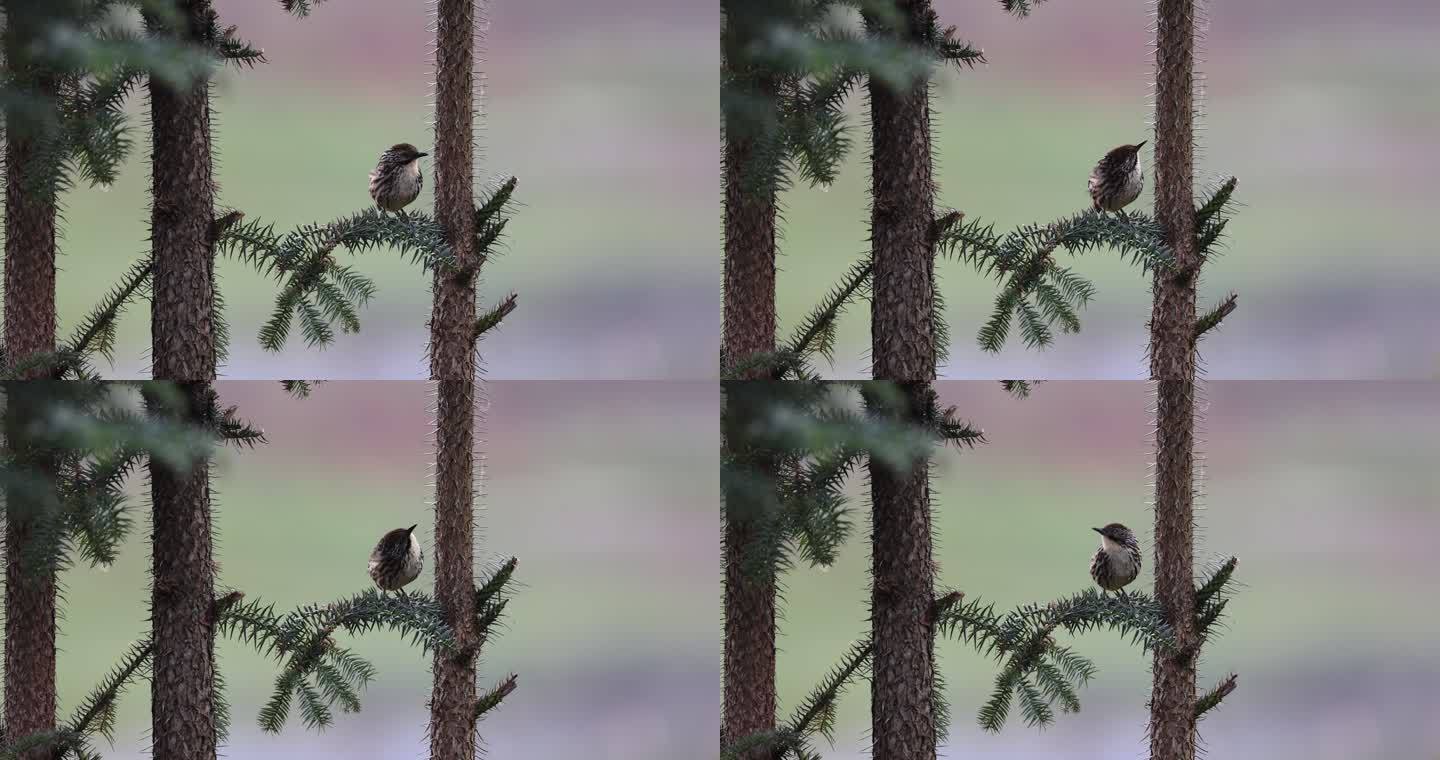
left=999, top=380, right=1043, bottom=399
left=0, top=729, right=86, bottom=760
left=719, top=729, right=801, bottom=760
left=216, top=27, right=266, bottom=68
left=937, top=208, right=1171, bottom=352
left=475, top=218, right=509, bottom=257
left=65, top=255, right=153, bottom=367
left=783, top=637, right=874, bottom=750
left=778, top=257, right=873, bottom=377
left=720, top=350, right=811, bottom=382
left=1195, top=556, right=1239, bottom=608
left=209, top=210, right=245, bottom=243
left=475, top=557, right=519, bottom=609
left=473, top=674, right=519, bottom=722
left=63, top=637, right=151, bottom=746
left=1194, top=177, right=1238, bottom=230
left=1194, top=673, right=1238, bottom=719
left=217, top=588, right=457, bottom=733
left=0, top=348, right=88, bottom=381
left=929, top=210, right=964, bottom=245
left=55, top=592, right=243, bottom=755
left=1194, top=293, right=1238, bottom=341
left=1197, top=598, right=1229, bottom=638
left=930, top=26, right=985, bottom=70
left=472, top=293, right=519, bottom=342
left=280, top=0, right=328, bottom=17
left=475, top=598, right=509, bottom=640
left=1000, top=0, right=1052, bottom=17
left=279, top=380, right=324, bottom=399
left=475, top=176, right=518, bottom=227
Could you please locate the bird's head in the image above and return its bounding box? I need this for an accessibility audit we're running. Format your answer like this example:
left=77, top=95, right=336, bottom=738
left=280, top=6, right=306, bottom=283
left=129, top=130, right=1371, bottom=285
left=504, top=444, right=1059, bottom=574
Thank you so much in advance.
left=387, top=143, right=429, bottom=163
left=1092, top=522, right=1138, bottom=550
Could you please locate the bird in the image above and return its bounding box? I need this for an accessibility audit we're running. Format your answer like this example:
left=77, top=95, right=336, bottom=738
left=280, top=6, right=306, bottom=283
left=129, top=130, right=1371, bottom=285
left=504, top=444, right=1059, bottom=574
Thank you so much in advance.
left=1087, top=141, right=1146, bottom=213
left=368, top=524, right=423, bottom=592
left=368, top=143, right=429, bottom=213
left=1089, top=522, right=1142, bottom=594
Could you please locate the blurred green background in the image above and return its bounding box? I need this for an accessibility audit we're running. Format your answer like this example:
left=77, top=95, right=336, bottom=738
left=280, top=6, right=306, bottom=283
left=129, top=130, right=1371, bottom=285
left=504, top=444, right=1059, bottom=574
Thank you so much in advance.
left=778, top=381, right=1440, bottom=759
left=44, top=0, right=717, bottom=379
left=41, top=380, right=718, bottom=759
left=775, top=0, right=1440, bottom=379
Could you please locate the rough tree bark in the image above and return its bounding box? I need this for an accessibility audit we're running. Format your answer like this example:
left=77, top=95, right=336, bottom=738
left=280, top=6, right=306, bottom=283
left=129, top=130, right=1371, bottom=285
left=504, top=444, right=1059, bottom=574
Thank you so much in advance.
left=721, top=76, right=778, bottom=377
left=428, top=0, right=481, bottom=757
left=3, top=389, right=58, bottom=760
left=146, top=2, right=219, bottom=758
left=1148, top=0, right=1200, bottom=758
left=719, top=66, right=779, bottom=759
left=720, top=489, right=777, bottom=760
left=866, top=1, right=939, bottom=758
left=3, top=10, right=61, bottom=757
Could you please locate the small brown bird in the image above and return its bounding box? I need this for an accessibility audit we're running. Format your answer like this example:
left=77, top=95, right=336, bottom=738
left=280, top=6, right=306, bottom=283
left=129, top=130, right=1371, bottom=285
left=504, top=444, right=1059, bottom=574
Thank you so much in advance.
left=1089, top=523, right=1142, bottom=593
left=368, top=143, right=428, bottom=213
left=1087, top=141, right=1146, bottom=212
left=369, top=524, right=423, bottom=592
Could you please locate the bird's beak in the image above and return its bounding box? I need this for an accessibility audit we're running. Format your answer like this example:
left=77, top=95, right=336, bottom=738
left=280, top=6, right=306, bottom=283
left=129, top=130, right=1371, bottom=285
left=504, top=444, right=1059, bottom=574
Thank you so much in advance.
left=1135, top=141, right=1147, bottom=150
left=416, top=152, right=429, bottom=158
left=407, top=523, right=418, bottom=534
left=1092, top=527, right=1103, bottom=534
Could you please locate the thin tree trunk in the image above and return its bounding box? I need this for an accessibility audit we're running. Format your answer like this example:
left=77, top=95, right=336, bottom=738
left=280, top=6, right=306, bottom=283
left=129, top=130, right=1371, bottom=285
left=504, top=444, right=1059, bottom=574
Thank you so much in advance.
left=428, top=0, right=481, bottom=756
left=867, top=1, right=938, bottom=757
left=3, top=12, right=61, bottom=756
left=719, top=65, right=779, bottom=756
left=1148, top=0, right=1199, bottom=757
left=146, top=1, right=218, bottom=757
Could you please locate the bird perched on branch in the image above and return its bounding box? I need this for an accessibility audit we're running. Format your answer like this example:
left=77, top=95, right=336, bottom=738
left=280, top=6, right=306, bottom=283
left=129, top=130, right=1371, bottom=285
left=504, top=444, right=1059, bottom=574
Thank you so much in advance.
left=369, top=524, right=423, bottom=592
left=1089, top=523, right=1141, bottom=593
left=368, top=143, right=428, bottom=213
left=1088, top=141, right=1145, bottom=212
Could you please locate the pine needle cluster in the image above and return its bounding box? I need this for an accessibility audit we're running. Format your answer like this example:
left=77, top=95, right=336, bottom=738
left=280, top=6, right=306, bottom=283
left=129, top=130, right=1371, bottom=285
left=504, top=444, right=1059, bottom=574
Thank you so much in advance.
left=1, top=382, right=213, bottom=577
left=722, top=380, right=981, bottom=585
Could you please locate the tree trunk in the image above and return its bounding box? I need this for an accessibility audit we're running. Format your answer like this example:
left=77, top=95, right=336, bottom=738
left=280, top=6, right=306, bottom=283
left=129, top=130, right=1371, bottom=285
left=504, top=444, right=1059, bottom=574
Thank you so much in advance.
left=721, top=78, right=778, bottom=377
left=867, top=8, right=935, bottom=383
left=720, top=496, right=776, bottom=759
left=146, top=2, right=219, bottom=758
left=719, top=63, right=779, bottom=757
left=2, top=386, right=58, bottom=760
left=3, top=99, right=58, bottom=374
left=867, top=2, right=938, bottom=758
left=428, top=0, right=481, bottom=757
left=3, top=12, right=61, bottom=757
left=1148, top=0, right=1199, bottom=758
